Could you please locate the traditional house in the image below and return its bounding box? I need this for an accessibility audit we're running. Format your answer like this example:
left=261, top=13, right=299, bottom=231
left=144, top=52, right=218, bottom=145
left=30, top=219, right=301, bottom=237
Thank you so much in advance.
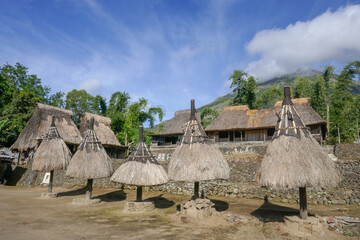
left=10, top=103, right=82, bottom=154
left=205, top=98, right=326, bottom=143
left=79, top=112, right=127, bottom=158
left=150, top=110, right=201, bottom=146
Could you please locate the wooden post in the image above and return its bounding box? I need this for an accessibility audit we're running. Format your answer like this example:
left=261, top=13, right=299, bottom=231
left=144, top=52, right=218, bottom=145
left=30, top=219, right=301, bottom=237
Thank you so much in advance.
left=299, top=187, right=308, bottom=219
left=48, top=170, right=54, bottom=193
left=356, top=119, right=359, bottom=141
left=337, top=127, right=341, bottom=144
left=194, top=181, right=199, bottom=199
left=136, top=186, right=142, bottom=202
left=86, top=179, right=93, bottom=200
left=326, top=104, right=330, bottom=134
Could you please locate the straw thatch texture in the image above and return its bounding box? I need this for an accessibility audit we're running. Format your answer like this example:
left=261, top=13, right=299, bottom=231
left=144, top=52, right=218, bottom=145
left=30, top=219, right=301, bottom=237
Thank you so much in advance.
left=168, top=100, right=230, bottom=182
left=111, top=125, right=168, bottom=186
left=169, top=142, right=230, bottom=182
left=10, top=103, right=82, bottom=152
left=32, top=120, right=72, bottom=172
left=257, top=131, right=340, bottom=189
left=32, top=138, right=72, bottom=172
left=257, top=87, right=340, bottom=189
left=79, top=112, right=121, bottom=147
left=66, top=125, right=113, bottom=179
left=205, top=98, right=325, bottom=132
left=151, top=109, right=200, bottom=136
left=111, top=159, right=169, bottom=186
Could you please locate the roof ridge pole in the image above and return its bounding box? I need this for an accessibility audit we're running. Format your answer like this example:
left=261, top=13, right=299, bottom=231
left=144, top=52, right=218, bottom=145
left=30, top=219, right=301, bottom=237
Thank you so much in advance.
left=139, top=125, right=144, bottom=143
left=51, top=115, right=55, bottom=127
left=283, top=85, right=292, bottom=105
left=190, top=99, right=196, bottom=120
left=89, top=117, right=95, bottom=130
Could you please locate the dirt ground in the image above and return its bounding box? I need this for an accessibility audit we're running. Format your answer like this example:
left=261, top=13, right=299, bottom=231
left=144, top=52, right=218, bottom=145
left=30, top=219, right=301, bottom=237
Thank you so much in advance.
left=0, top=186, right=359, bottom=240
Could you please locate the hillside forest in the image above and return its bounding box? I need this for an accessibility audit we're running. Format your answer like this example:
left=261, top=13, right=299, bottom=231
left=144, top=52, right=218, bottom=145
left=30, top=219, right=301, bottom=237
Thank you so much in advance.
left=0, top=61, right=359, bottom=148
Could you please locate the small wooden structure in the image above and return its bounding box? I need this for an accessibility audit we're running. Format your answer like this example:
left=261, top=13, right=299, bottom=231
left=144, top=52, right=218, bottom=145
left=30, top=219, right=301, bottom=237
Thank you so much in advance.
left=111, top=125, right=168, bottom=202
left=256, top=86, right=340, bottom=219
left=10, top=103, right=82, bottom=154
left=149, top=110, right=200, bottom=146
left=79, top=112, right=127, bottom=158
left=205, top=98, right=326, bottom=143
left=66, top=117, right=113, bottom=201
left=32, top=115, right=72, bottom=197
left=168, top=99, right=230, bottom=199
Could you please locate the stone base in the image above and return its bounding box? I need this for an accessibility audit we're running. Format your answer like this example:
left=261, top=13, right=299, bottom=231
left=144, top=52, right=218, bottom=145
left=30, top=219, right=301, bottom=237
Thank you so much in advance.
left=284, top=215, right=326, bottom=237
left=40, top=192, right=58, bottom=199
left=124, top=201, right=155, bottom=212
left=179, top=198, right=217, bottom=219
left=71, top=198, right=101, bottom=205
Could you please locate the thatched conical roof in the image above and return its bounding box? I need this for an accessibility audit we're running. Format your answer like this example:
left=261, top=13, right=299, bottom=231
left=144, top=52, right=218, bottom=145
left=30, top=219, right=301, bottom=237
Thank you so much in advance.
left=10, top=103, right=82, bottom=152
left=32, top=116, right=72, bottom=172
left=257, top=86, right=340, bottom=189
left=168, top=99, right=230, bottom=182
left=79, top=112, right=121, bottom=148
left=66, top=117, right=113, bottom=179
left=111, top=125, right=168, bottom=186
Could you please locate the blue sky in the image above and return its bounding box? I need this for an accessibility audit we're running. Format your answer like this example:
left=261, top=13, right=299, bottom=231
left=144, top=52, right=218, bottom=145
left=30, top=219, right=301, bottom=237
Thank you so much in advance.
left=1, top=0, right=360, bottom=123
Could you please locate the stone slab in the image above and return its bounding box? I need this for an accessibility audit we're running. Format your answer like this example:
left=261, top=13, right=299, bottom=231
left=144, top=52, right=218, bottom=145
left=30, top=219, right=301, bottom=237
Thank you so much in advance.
left=40, top=192, right=58, bottom=199
left=124, top=201, right=155, bottom=212
left=71, top=198, right=101, bottom=205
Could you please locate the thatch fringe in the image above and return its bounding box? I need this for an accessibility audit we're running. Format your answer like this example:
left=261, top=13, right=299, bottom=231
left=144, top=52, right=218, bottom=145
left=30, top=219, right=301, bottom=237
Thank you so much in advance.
left=111, top=161, right=168, bottom=186
left=168, top=142, right=230, bottom=182
left=66, top=148, right=113, bottom=179
left=257, top=124, right=340, bottom=189
left=32, top=138, right=72, bottom=172
left=66, top=118, right=113, bottom=179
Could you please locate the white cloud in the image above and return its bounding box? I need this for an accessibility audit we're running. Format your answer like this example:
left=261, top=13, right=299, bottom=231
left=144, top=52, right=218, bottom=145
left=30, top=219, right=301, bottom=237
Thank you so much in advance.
left=78, top=78, right=103, bottom=95
left=246, top=5, right=360, bottom=80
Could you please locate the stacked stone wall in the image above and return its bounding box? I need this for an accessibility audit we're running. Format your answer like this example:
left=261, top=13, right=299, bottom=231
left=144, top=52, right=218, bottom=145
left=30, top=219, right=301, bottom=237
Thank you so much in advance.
left=12, top=143, right=360, bottom=205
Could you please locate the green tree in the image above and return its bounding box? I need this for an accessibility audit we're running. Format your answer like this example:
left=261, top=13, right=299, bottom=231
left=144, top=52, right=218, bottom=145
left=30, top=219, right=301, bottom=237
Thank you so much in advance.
left=328, top=61, right=360, bottom=144
left=0, top=91, right=38, bottom=146
left=0, top=63, right=50, bottom=146
left=293, top=76, right=313, bottom=98
left=310, top=75, right=327, bottom=119
left=65, top=89, right=106, bottom=125
left=107, top=91, right=131, bottom=134
left=200, top=108, right=219, bottom=128
left=254, top=86, right=283, bottom=109
left=228, top=70, right=248, bottom=106
left=116, top=98, right=163, bottom=146
left=228, top=70, right=257, bottom=109
left=44, top=91, right=65, bottom=108
left=1, top=63, right=50, bottom=100
left=322, top=65, right=335, bottom=134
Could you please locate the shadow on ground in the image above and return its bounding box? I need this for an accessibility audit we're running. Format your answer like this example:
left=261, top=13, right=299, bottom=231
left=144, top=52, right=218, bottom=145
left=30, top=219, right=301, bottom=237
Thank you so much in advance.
left=96, top=190, right=127, bottom=202
left=57, top=187, right=88, bottom=197
left=251, top=200, right=314, bottom=222
left=146, top=194, right=175, bottom=209
left=210, top=198, right=229, bottom=211
left=6, top=166, right=27, bottom=186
